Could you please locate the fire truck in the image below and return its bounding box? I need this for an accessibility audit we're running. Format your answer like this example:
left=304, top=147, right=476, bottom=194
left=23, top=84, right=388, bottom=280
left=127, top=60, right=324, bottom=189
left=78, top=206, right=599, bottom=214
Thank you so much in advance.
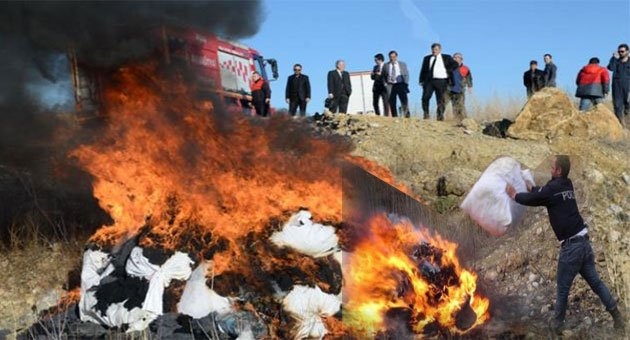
left=68, top=27, right=278, bottom=114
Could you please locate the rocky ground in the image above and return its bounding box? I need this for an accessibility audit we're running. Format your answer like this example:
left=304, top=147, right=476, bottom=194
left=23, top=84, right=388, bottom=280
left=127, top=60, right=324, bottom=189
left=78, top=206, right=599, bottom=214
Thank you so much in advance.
left=0, top=89, right=629, bottom=339
left=312, top=93, right=629, bottom=338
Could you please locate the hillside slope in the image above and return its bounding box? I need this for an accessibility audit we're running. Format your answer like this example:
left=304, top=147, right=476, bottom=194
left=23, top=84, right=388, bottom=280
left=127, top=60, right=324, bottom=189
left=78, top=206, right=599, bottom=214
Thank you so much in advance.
left=0, top=101, right=628, bottom=338
left=318, top=110, right=629, bottom=337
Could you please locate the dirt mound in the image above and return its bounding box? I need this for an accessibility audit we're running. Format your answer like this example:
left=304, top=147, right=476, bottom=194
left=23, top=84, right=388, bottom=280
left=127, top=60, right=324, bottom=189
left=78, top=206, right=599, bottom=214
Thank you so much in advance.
left=507, top=87, right=625, bottom=141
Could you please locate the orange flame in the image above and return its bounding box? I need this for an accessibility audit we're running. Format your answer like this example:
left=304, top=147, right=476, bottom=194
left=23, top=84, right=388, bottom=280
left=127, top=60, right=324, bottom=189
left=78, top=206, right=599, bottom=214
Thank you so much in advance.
left=70, top=63, right=351, bottom=266
left=344, top=213, right=490, bottom=336
left=68, top=62, right=488, bottom=337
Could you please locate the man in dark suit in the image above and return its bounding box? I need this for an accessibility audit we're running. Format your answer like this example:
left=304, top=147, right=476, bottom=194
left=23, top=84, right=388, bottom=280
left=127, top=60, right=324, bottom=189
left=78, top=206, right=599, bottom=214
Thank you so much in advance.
left=285, top=63, right=311, bottom=117
left=371, top=53, right=389, bottom=116
left=419, top=43, right=457, bottom=121
left=524, top=60, right=545, bottom=97
left=381, top=50, right=410, bottom=117
left=327, top=60, right=352, bottom=113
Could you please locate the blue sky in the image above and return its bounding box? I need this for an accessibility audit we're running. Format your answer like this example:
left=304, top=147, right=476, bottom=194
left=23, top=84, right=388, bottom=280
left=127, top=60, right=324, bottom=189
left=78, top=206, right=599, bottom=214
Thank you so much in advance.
left=242, top=0, right=630, bottom=114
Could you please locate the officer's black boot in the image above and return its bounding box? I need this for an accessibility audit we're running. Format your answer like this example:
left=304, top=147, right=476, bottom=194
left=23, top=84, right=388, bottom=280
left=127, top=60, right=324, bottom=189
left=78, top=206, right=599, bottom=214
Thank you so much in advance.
left=610, top=307, right=626, bottom=331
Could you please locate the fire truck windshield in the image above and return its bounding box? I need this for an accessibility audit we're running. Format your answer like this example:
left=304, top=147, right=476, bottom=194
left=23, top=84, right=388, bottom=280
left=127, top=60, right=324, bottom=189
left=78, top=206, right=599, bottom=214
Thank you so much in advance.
left=253, top=56, right=267, bottom=80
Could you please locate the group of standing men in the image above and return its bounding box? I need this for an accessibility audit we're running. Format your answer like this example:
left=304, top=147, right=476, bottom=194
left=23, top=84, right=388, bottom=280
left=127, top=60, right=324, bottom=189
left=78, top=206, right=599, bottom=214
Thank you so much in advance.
left=282, top=42, right=628, bottom=125
left=282, top=43, right=474, bottom=120
left=371, top=43, right=473, bottom=120
left=524, top=43, right=630, bottom=126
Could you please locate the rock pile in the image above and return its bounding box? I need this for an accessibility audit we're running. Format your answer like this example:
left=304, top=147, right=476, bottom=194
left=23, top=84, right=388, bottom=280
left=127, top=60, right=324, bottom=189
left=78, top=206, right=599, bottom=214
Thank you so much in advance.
left=507, top=88, right=625, bottom=141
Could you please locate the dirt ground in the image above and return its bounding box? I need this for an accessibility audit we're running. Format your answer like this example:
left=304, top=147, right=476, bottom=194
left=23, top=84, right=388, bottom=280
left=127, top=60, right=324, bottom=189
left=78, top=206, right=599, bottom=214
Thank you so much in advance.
left=317, top=112, right=629, bottom=339
left=0, top=109, right=628, bottom=339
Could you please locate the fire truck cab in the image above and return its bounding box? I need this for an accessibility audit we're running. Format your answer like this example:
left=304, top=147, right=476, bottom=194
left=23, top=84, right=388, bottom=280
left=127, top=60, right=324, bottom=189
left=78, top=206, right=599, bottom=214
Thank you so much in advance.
left=69, top=27, right=278, bottom=115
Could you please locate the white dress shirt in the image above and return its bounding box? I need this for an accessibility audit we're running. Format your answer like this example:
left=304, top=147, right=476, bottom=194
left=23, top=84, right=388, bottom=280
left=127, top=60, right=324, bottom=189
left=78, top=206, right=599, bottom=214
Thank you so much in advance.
left=389, top=62, right=401, bottom=83
left=430, top=54, right=448, bottom=79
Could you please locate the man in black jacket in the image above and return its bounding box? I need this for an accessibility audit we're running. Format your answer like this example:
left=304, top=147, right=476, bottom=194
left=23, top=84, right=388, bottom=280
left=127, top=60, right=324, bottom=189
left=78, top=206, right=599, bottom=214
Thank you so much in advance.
left=285, top=63, right=311, bottom=117
left=608, top=43, right=630, bottom=126
left=506, top=155, right=625, bottom=334
left=327, top=60, right=352, bottom=113
left=543, top=54, right=557, bottom=87
left=419, top=43, right=457, bottom=121
left=371, top=53, right=389, bottom=116
left=523, top=60, right=545, bottom=97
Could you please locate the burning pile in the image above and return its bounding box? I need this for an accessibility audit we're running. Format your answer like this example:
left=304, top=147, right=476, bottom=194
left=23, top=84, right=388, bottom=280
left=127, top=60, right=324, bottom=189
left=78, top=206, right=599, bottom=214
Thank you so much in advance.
left=343, top=213, right=490, bottom=338
left=63, top=63, right=350, bottom=338
left=27, top=62, right=491, bottom=338
left=3, top=1, right=486, bottom=337
left=77, top=209, right=343, bottom=338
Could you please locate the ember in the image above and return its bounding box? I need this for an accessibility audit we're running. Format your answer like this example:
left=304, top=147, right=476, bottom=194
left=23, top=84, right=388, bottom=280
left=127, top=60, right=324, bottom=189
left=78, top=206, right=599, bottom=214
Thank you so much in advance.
left=343, top=213, right=490, bottom=337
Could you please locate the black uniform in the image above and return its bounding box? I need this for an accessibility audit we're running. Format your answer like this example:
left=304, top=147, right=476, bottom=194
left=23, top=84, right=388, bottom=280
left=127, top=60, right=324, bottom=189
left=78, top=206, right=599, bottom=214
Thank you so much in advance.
left=515, top=177, right=617, bottom=326
left=607, top=57, right=630, bottom=122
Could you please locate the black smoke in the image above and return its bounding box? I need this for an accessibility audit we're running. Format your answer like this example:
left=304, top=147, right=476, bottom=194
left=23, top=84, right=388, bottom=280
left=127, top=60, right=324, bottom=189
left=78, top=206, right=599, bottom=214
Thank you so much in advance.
left=0, top=0, right=265, bottom=156
left=0, top=1, right=265, bottom=245
left=0, top=1, right=263, bottom=68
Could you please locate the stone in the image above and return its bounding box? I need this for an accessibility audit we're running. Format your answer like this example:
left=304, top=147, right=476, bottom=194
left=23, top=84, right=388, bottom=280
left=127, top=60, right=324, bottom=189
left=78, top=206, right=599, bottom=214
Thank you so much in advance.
left=609, top=230, right=621, bottom=243
left=484, top=270, right=498, bottom=281
left=35, top=289, right=62, bottom=313
left=507, top=88, right=624, bottom=141
left=528, top=273, right=538, bottom=282
left=608, top=204, right=623, bottom=215
left=583, top=316, right=592, bottom=327
left=584, top=168, right=605, bottom=185
left=622, top=172, right=630, bottom=185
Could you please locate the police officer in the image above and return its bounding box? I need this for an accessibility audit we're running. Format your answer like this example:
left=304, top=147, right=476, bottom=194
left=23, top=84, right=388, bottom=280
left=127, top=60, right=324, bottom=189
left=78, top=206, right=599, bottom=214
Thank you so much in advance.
left=506, top=155, right=625, bottom=334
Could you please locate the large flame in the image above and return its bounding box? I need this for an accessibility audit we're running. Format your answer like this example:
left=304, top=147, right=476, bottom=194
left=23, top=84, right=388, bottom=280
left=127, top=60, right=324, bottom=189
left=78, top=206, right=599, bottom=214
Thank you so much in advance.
left=67, top=62, right=489, bottom=336
left=344, top=213, right=490, bottom=336
left=70, top=63, right=354, bottom=269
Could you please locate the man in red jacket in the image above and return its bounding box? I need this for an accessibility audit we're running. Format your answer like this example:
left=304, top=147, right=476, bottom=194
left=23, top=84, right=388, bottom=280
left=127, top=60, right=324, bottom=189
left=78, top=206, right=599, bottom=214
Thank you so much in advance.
left=575, top=57, right=610, bottom=111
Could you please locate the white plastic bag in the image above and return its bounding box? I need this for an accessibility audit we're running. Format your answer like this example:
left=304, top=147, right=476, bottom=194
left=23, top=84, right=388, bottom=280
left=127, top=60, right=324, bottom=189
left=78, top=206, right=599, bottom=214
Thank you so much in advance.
left=79, top=249, right=114, bottom=324
left=282, top=285, right=341, bottom=340
left=460, top=157, right=535, bottom=236
left=125, top=247, right=194, bottom=315
left=177, top=261, right=232, bottom=319
left=270, top=210, right=339, bottom=258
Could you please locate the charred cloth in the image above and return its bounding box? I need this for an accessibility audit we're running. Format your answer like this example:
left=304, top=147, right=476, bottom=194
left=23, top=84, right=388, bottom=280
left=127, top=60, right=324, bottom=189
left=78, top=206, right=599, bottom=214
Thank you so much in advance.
left=27, top=210, right=343, bottom=339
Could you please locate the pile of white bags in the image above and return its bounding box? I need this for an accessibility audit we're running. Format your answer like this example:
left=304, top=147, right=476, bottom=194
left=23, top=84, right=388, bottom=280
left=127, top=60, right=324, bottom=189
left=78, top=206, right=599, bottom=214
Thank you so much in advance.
left=460, top=157, right=535, bottom=236
left=79, top=209, right=342, bottom=338
left=79, top=246, right=194, bottom=332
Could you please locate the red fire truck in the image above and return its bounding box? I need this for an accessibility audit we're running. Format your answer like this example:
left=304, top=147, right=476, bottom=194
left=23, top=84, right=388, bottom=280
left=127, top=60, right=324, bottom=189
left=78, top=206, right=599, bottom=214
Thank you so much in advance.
left=68, top=27, right=278, bottom=114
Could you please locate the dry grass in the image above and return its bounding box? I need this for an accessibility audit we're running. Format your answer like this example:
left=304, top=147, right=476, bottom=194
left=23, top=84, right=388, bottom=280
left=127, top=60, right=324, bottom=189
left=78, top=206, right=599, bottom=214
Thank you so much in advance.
left=467, top=93, right=525, bottom=122
left=0, top=217, right=84, bottom=338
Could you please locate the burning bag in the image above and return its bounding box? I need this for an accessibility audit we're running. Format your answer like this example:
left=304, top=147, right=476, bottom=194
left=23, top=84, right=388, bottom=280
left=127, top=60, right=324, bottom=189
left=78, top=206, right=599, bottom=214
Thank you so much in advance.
left=78, top=245, right=194, bottom=332
left=177, top=261, right=232, bottom=319
left=282, top=285, right=341, bottom=340
left=125, top=246, right=194, bottom=315
left=270, top=210, right=339, bottom=258
left=460, top=156, right=534, bottom=236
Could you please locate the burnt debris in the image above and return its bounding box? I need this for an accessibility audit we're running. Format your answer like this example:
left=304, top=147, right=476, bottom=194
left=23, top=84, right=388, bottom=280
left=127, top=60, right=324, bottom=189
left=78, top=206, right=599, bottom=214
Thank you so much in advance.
left=482, top=119, right=514, bottom=138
